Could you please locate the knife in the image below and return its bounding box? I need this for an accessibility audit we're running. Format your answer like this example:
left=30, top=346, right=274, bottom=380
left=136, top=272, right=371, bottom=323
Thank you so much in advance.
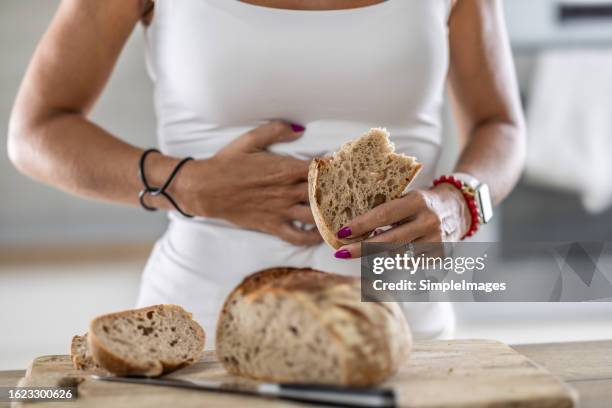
left=91, top=375, right=396, bottom=408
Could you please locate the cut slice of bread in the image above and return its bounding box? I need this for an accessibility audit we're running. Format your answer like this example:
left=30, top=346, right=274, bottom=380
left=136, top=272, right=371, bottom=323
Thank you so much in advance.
left=216, top=268, right=412, bottom=386
left=84, top=304, right=205, bottom=377
left=71, top=333, right=102, bottom=371
left=309, top=128, right=422, bottom=249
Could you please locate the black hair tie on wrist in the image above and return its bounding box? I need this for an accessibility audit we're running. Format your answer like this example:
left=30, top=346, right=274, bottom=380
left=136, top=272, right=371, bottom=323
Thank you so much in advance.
left=138, top=148, right=194, bottom=218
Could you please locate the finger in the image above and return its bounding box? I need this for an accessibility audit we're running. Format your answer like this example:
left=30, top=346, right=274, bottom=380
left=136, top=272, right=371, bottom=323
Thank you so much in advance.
left=227, top=120, right=305, bottom=152
left=336, top=191, right=426, bottom=241
left=371, top=227, right=387, bottom=237
left=288, top=182, right=310, bottom=203
left=335, top=219, right=428, bottom=259
left=411, top=238, right=446, bottom=259
left=259, top=183, right=307, bottom=204
left=277, top=160, right=310, bottom=183
left=413, top=235, right=442, bottom=244
left=245, top=158, right=309, bottom=187
left=276, top=222, right=322, bottom=246
left=286, top=205, right=315, bottom=224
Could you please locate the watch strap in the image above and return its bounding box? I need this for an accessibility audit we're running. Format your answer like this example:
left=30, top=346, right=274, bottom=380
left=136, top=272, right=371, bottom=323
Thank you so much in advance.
left=451, top=172, right=481, bottom=189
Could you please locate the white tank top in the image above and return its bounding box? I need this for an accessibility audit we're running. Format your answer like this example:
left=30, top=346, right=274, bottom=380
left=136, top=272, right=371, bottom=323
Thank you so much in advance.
left=145, top=0, right=450, bottom=159
left=138, top=0, right=455, bottom=347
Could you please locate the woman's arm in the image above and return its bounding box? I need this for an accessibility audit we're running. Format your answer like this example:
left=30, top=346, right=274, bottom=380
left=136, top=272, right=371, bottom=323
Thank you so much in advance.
left=7, top=0, right=320, bottom=245
left=7, top=0, right=179, bottom=210
left=448, top=0, right=526, bottom=204
left=332, top=0, right=526, bottom=257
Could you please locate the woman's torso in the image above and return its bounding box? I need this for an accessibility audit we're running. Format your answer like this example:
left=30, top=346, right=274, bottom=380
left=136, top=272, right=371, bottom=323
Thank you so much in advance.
left=145, top=0, right=450, bottom=160
left=138, top=0, right=455, bottom=345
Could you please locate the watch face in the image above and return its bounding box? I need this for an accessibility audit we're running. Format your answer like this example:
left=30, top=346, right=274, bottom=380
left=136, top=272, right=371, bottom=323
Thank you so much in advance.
left=476, top=184, right=494, bottom=224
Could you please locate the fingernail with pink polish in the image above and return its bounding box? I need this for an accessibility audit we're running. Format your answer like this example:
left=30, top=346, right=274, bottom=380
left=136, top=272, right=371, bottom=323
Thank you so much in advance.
left=291, top=124, right=305, bottom=132
left=334, top=249, right=352, bottom=259
left=337, top=226, right=352, bottom=239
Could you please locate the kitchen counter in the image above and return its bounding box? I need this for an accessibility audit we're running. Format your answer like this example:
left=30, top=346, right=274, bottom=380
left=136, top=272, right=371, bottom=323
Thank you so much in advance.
left=513, top=341, right=612, bottom=408
left=1, top=340, right=610, bottom=407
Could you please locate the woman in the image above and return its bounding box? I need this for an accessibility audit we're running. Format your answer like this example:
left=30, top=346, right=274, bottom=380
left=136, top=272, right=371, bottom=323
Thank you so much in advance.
left=8, top=0, right=525, bottom=345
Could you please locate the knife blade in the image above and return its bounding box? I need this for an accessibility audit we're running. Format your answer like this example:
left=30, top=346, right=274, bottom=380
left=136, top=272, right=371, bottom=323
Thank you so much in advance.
left=91, top=375, right=396, bottom=408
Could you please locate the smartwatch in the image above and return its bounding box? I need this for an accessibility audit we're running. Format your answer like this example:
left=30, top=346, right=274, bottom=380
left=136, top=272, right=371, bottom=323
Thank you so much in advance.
left=451, top=172, right=494, bottom=225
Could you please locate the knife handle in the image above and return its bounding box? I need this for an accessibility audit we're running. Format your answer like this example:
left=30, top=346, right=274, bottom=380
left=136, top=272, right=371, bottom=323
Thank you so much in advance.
left=276, top=383, right=396, bottom=408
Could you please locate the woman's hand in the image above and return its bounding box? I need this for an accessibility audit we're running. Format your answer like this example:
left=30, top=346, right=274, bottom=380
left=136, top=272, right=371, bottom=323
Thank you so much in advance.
left=173, top=121, right=322, bottom=246
left=333, top=183, right=471, bottom=259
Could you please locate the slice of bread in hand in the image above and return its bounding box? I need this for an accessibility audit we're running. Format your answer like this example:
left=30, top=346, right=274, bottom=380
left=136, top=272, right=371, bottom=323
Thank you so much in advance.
left=216, top=268, right=412, bottom=386
left=86, top=304, right=205, bottom=377
left=309, top=128, right=422, bottom=249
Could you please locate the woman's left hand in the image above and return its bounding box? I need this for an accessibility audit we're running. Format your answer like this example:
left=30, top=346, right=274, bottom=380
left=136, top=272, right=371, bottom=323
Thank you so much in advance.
left=334, top=183, right=471, bottom=259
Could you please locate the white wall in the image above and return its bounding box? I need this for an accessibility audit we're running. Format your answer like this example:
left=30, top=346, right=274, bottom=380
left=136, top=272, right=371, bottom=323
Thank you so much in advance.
left=0, top=0, right=166, bottom=246
left=504, top=0, right=612, bottom=50
left=0, top=261, right=144, bottom=370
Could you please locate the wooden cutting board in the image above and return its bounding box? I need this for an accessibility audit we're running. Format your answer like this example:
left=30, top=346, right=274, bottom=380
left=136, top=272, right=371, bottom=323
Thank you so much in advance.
left=14, top=340, right=577, bottom=408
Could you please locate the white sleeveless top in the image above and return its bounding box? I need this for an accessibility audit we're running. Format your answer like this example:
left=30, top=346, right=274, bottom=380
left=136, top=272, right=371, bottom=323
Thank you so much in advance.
left=138, top=0, right=455, bottom=348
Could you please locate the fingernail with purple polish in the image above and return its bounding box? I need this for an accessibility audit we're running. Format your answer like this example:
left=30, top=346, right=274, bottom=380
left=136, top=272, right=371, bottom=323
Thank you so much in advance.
left=334, top=249, right=352, bottom=259
left=291, top=124, right=305, bottom=132
left=337, top=226, right=352, bottom=239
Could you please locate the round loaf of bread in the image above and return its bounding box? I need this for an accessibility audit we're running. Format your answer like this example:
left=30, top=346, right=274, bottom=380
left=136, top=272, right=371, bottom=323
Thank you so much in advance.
left=216, top=268, right=412, bottom=386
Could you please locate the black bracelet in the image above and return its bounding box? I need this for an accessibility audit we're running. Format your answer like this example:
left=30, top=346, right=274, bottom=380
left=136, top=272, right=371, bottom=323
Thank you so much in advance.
left=138, top=149, right=195, bottom=218
left=138, top=148, right=160, bottom=192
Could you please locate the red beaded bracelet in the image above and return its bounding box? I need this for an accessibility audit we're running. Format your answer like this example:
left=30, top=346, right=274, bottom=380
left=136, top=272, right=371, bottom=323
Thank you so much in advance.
left=432, top=175, right=479, bottom=240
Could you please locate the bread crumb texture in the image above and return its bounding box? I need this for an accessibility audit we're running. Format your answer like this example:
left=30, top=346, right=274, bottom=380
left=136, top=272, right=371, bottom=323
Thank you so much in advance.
left=73, top=304, right=205, bottom=377
left=309, top=128, right=421, bottom=248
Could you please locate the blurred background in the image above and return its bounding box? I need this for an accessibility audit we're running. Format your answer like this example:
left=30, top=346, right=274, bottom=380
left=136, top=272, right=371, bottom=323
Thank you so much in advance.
left=1, top=0, right=612, bottom=370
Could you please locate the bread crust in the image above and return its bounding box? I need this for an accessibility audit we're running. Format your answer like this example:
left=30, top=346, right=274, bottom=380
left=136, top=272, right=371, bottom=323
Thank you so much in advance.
left=215, top=267, right=327, bottom=350
left=308, top=129, right=423, bottom=249
left=70, top=335, right=84, bottom=369
left=216, top=268, right=412, bottom=386
left=400, top=161, right=423, bottom=195
left=70, top=334, right=99, bottom=371
left=88, top=304, right=205, bottom=377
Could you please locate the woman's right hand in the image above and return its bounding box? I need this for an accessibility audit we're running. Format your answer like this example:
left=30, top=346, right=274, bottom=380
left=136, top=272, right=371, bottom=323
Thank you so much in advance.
left=174, top=121, right=322, bottom=246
